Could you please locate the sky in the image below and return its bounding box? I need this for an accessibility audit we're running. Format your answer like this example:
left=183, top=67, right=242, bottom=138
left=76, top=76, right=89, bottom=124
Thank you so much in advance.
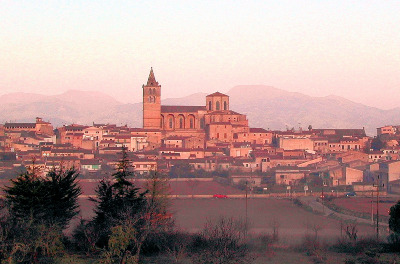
left=0, top=0, right=399, bottom=109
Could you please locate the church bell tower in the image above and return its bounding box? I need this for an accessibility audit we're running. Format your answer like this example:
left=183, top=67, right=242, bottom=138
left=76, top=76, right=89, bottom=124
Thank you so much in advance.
left=142, top=67, right=161, bottom=129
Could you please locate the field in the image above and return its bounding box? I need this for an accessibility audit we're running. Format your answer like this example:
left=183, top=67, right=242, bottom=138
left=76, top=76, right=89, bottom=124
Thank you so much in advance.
left=79, top=197, right=382, bottom=244
left=332, top=197, right=396, bottom=217
left=77, top=178, right=244, bottom=197
left=1, top=178, right=391, bottom=244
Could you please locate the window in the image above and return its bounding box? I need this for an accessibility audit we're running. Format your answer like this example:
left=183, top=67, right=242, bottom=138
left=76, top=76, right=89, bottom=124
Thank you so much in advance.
left=208, top=101, right=212, bottom=110
left=169, top=118, right=173, bottom=128
left=224, top=101, right=227, bottom=110
left=190, top=118, right=194, bottom=128
left=179, top=118, right=183, bottom=128
left=216, top=101, right=220, bottom=110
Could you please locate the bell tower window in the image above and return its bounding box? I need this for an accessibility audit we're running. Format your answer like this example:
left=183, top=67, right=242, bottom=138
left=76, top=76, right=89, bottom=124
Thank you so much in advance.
left=216, top=101, right=220, bottom=110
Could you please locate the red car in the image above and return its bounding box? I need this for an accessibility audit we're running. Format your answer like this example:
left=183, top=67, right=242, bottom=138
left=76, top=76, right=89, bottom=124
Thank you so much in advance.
left=213, top=194, right=228, bottom=199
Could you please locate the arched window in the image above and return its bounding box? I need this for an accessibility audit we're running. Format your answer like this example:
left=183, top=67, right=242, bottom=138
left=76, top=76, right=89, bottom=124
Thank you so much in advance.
left=179, top=117, right=183, bottom=128
left=208, top=101, right=212, bottom=111
left=148, top=96, right=152, bottom=102
left=216, top=101, right=220, bottom=110
left=153, top=88, right=156, bottom=95
left=190, top=118, right=194, bottom=128
left=169, top=117, right=173, bottom=129
left=224, top=101, right=227, bottom=110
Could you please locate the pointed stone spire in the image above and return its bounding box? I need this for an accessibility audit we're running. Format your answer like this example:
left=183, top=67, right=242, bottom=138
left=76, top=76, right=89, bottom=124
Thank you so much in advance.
left=146, top=67, right=159, bottom=86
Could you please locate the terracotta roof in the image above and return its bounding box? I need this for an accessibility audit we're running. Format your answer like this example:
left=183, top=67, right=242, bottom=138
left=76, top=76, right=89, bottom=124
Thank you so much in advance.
left=81, top=159, right=101, bottom=165
left=164, top=136, right=187, bottom=140
left=314, top=128, right=366, bottom=137
left=206, top=92, right=228, bottom=97
left=249, top=128, right=269, bottom=133
left=161, top=105, right=206, bottom=113
left=115, top=134, right=132, bottom=139
left=145, top=67, right=159, bottom=86
left=4, top=123, right=35, bottom=128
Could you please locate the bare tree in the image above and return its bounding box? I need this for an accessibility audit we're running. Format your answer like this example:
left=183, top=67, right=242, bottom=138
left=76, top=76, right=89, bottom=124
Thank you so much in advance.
left=130, top=171, right=172, bottom=263
left=191, top=216, right=252, bottom=264
left=340, top=221, right=358, bottom=244
left=186, top=179, right=200, bottom=199
left=165, top=231, right=190, bottom=264
left=269, top=218, right=280, bottom=242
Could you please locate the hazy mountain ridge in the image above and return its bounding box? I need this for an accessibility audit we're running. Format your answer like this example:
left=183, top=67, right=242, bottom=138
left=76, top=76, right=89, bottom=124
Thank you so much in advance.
left=0, top=87, right=399, bottom=135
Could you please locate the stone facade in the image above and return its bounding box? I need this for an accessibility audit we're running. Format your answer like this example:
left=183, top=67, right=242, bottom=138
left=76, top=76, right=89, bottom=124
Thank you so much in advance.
left=142, top=68, right=250, bottom=146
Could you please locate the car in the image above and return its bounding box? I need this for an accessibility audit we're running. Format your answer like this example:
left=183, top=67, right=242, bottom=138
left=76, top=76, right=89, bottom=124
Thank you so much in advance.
left=345, top=191, right=356, bottom=197
left=213, top=194, right=228, bottom=199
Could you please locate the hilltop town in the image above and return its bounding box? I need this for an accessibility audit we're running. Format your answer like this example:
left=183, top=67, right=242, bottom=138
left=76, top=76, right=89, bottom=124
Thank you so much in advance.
left=1, top=69, right=400, bottom=195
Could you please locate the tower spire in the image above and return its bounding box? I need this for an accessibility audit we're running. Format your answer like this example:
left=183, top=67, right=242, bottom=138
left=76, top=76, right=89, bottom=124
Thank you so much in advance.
left=146, top=67, right=158, bottom=86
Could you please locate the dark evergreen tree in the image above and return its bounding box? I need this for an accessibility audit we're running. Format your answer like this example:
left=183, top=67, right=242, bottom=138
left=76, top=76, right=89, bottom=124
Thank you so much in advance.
left=389, top=200, right=400, bottom=248
left=389, top=201, right=400, bottom=234
left=89, top=147, right=147, bottom=247
left=371, top=137, right=384, bottom=151
left=1, top=167, right=81, bottom=262
left=4, top=167, right=81, bottom=229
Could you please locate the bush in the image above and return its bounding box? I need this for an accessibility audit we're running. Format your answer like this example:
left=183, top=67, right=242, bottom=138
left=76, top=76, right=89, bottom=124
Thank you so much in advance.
left=189, top=217, right=252, bottom=264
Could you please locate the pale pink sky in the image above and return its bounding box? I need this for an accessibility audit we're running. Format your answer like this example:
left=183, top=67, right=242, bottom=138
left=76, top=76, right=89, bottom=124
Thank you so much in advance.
left=0, top=1, right=399, bottom=109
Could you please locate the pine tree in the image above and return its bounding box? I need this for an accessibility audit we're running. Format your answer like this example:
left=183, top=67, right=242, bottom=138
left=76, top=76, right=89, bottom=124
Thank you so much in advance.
left=90, top=147, right=147, bottom=247
left=4, top=167, right=81, bottom=229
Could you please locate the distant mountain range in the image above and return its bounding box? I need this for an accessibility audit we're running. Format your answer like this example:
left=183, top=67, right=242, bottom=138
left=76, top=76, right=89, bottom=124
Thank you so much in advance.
left=1, top=86, right=399, bottom=135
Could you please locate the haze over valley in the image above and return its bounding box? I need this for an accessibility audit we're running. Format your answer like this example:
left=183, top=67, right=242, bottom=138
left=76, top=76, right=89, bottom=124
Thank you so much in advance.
left=1, top=85, right=399, bottom=135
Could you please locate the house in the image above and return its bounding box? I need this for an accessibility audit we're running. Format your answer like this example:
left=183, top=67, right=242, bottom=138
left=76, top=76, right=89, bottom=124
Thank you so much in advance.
left=275, top=166, right=311, bottom=185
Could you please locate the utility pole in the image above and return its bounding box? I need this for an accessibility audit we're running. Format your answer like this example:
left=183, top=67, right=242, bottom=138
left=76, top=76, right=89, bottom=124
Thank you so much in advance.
left=371, top=190, right=374, bottom=224
left=373, top=174, right=384, bottom=241
left=245, top=180, right=248, bottom=239
left=321, top=183, right=325, bottom=213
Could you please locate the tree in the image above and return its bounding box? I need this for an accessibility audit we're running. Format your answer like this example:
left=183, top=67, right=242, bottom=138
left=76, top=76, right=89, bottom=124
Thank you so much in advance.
left=4, top=167, right=81, bottom=229
left=371, top=137, right=384, bottom=151
left=1, top=167, right=81, bottom=262
left=90, top=148, right=147, bottom=247
left=87, top=148, right=173, bottom=263
left=186, top=179, right=200, bottom=198
left=389, top=200, right=400, bottom=248
left=169, top=163, right=193, bottom=178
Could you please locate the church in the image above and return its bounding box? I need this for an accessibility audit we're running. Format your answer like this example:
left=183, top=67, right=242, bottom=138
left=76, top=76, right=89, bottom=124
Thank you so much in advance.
left=142, top=68, right=271, bottom=149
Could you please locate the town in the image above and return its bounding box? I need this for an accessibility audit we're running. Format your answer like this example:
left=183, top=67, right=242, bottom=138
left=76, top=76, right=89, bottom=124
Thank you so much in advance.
left=0, top=68, right=399, bottom=197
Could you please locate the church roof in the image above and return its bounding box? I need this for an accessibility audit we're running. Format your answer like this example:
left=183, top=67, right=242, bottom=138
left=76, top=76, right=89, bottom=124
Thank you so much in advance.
left=206, top=91, right=228, bottom=97
left=146, top=67, right=159, bottom=86
left=4, top=123, right=36, bottom=128
left=161, top=105, right=206, bottom=113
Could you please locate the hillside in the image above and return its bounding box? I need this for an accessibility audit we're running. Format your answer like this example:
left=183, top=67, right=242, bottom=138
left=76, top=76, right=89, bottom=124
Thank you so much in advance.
left=1, top=87, right=399, bottom=135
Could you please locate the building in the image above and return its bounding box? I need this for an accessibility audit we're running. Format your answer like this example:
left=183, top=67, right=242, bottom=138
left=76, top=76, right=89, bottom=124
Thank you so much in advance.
left=141, top=68, right=258, bottom=147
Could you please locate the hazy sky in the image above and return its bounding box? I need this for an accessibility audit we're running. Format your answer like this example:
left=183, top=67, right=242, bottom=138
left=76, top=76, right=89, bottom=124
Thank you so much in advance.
left=1, top=1, right=399, bottom=109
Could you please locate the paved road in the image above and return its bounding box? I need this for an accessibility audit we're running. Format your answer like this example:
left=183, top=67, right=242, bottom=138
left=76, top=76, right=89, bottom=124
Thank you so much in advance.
left=298, top=196, right=388, bottom=227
